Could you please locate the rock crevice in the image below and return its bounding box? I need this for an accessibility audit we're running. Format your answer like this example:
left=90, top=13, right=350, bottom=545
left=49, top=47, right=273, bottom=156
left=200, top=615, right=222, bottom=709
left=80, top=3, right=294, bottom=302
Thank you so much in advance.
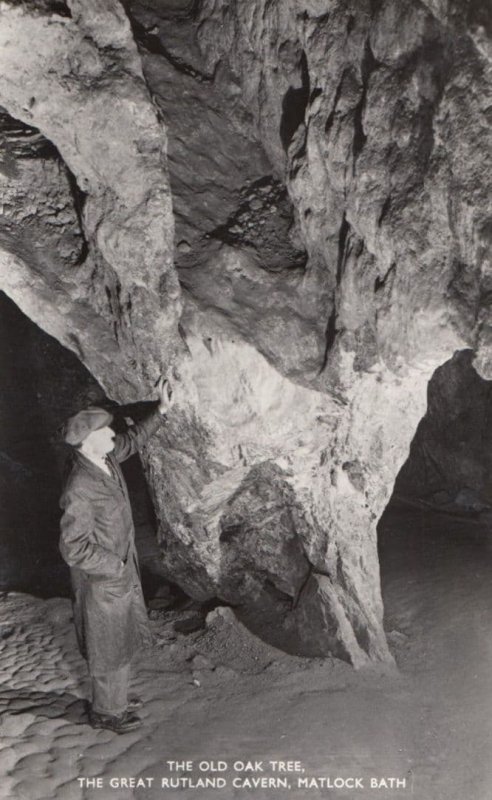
left=0, top=0, right=490, bottom=664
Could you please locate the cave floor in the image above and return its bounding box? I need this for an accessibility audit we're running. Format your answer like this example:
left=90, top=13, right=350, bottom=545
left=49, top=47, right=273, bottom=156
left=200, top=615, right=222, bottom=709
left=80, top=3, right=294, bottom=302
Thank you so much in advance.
left=1, top=508, right=492, bottom=800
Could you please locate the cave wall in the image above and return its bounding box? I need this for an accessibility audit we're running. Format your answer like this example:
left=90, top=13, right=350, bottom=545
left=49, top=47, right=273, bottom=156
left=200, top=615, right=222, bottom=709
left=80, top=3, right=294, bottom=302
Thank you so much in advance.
left=0, top=291, right=161, bottom=595
left=0, top=0, right=490, bottom=665
left=395, top=350, right=492, bottom=509
left=0, top=291, right=105, bottom=594
left=0, top=0, right=181, bottom=399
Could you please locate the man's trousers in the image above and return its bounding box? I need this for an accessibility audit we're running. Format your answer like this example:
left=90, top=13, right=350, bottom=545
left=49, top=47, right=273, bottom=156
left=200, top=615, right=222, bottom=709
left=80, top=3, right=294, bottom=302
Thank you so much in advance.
left=91, top=663, right=131, bottom=716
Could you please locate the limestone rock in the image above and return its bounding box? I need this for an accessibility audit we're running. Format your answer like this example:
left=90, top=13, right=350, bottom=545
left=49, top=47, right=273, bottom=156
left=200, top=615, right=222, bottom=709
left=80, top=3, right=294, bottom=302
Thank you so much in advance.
left=295, top=573, right=374, bottom=668
left=217, top=462, right=311, bottom=601
left=395, top=351, right=492, bottom=507
left=0, top=0, right=490, bottom=665
left=0, top=0, right=181, bottom=399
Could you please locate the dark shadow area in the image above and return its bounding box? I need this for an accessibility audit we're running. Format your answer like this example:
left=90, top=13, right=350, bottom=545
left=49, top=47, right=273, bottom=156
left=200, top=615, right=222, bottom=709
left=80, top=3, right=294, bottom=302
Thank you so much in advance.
left=378, top=504, right=492, bottom=674
left=378, top=350, right=492, bottom=658
left=215, top=462, right=319, bottom=658
left=352, top=42, right=379, bottom=162
left=233, top=582, right=301, bottom=655
left=0, top=292, right=105, bottom=596
left=125, top=6, right=213, bottom=82
left=280, top=50, right=310, bottom=152
left=207, top=176, right=308, bottom=273
left=393, top=350, right=492, bottom=513
left=0, top=105, right=59, bottom=162
left=0, top=292, right=173, bottom=601
left=7, top=1, right=72, bottom=16
left=0, top=106, right=86, bottom=293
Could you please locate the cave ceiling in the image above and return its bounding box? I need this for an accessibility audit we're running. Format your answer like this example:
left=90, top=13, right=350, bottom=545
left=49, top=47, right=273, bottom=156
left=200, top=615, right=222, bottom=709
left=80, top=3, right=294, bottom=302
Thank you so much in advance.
left=0, top=0, right=490, bottom=664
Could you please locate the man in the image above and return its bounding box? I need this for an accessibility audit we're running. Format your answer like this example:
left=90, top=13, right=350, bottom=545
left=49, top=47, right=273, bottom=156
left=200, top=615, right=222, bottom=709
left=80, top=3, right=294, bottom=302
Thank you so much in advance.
left=59, top=376, right=172, bottom=734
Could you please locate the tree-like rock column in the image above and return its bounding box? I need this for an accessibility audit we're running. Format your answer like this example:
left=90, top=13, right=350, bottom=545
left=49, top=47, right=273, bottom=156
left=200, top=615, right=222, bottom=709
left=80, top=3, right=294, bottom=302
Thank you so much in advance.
left=0, top=0, right=181, bottom=399
left=0, top=0, right=489, bottom=665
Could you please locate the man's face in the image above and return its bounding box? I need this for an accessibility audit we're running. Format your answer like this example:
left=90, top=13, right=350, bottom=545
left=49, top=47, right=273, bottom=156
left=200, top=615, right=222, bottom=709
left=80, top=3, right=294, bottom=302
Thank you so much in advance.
left=83, top=425, right=115, bottom=457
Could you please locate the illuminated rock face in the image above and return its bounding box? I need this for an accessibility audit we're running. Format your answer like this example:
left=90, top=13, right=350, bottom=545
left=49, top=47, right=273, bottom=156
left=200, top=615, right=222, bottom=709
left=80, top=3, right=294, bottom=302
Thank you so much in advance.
left=0, top=0, right=489, bottom=664
left=0, top=0, right=181, bottom=399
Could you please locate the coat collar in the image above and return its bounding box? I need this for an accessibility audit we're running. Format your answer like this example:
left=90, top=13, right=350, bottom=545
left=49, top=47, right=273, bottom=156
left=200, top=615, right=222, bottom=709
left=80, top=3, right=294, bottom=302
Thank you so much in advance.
left=74, top=450, right=123, bottom=490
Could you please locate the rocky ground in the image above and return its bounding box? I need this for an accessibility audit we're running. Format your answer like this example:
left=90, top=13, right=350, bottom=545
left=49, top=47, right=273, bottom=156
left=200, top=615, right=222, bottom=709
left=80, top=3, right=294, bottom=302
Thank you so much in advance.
left=1, top=508, right=492, bottom=800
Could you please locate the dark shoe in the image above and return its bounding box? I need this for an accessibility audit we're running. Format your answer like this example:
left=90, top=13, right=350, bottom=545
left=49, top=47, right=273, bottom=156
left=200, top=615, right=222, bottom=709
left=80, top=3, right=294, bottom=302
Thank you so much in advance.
left=127, top=696, right=143, bottom=711
left=90, top=710, right=142, bottom=734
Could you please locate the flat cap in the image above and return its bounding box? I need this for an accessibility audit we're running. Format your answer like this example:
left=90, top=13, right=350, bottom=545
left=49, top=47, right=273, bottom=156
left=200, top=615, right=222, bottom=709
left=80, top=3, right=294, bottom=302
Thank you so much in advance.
left=63, top=407, right=113, bottom=446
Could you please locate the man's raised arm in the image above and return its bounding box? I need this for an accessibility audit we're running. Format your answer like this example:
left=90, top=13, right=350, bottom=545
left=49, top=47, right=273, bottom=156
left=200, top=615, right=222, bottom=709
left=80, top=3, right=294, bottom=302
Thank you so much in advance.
left=113, top=376, right=173, bottom=463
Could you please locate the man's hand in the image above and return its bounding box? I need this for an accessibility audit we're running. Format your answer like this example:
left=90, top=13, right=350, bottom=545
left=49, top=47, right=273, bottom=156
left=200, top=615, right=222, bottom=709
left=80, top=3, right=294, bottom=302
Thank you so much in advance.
left=156, top=376, right=174, bottom=415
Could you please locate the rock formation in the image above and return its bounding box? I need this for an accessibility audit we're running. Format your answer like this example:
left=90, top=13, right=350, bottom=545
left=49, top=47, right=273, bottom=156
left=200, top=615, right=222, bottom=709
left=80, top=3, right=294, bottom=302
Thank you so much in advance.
left=0, top=0, right=181, bottom=399
left=0, top=0, right=490, bottom=665
left=395, top=350, right=492, bottom=511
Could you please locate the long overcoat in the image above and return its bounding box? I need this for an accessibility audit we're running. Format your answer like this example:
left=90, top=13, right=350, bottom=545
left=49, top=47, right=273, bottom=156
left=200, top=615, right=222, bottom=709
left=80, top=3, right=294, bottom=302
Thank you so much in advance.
left=59, top=410, right=162, bottom=675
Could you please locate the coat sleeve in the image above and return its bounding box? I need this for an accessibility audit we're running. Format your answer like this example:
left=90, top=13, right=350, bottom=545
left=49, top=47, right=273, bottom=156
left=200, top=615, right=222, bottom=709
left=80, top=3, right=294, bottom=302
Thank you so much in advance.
left=112, top=407, right=164, bottom=463
left=59, top=487, right=123, bottom=577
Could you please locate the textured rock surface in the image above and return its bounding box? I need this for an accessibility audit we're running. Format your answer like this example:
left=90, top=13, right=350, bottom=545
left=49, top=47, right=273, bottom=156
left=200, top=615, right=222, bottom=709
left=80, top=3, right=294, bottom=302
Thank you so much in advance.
left=0, top=0, right=181, bottom=399
left=0, top=0, right=490, bottom=664
left=395, top=350, right=492, bottom=510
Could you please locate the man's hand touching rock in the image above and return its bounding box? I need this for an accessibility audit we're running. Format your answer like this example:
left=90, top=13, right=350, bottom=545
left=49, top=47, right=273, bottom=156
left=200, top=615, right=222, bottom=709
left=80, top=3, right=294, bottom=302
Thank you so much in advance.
left=156, top=376, right=174, bottom=415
